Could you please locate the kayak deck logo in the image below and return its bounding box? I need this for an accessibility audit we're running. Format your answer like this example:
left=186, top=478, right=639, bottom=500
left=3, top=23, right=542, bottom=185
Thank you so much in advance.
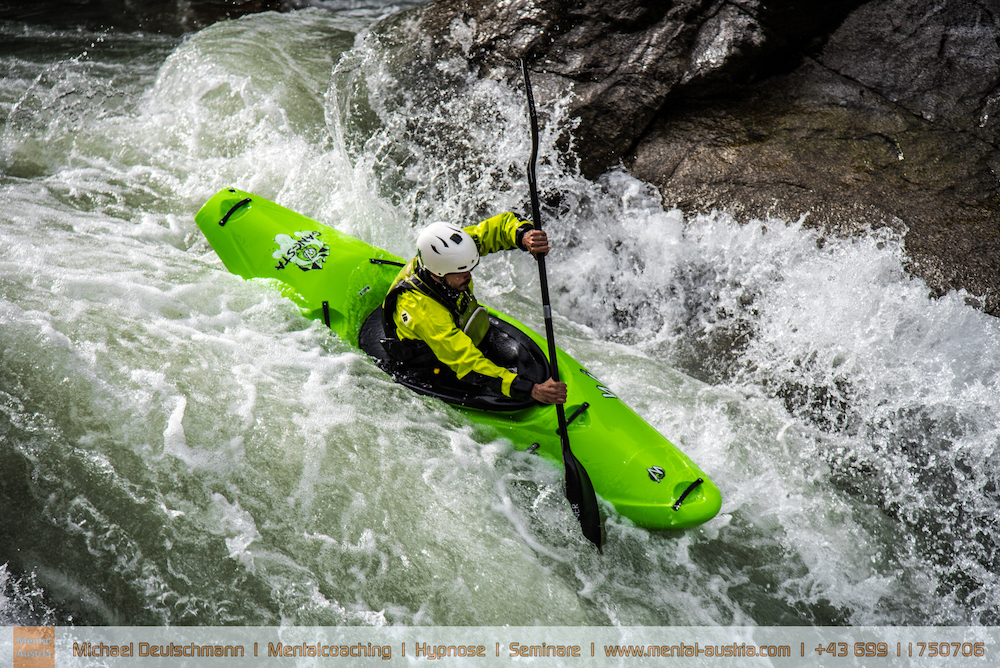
left=273, top=231, right=329, bottom=271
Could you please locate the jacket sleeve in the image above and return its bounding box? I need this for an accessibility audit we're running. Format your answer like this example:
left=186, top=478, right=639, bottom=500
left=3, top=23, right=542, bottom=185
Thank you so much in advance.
left=394, top=291, right=531, bottom=398
left=463, top=213, right=533, bottom=256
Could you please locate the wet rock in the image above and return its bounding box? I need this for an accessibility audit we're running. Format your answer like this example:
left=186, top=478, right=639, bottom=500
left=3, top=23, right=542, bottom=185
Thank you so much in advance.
left=375, top=0, right=862, bottom=176
left=821, top=0, right=1000, bottom=142
left=628, top=0, right=1000, bottom=312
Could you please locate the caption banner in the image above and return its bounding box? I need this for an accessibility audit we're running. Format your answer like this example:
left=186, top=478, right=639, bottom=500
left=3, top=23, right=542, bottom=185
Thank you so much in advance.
left=5, top=626, right=996, bottom=667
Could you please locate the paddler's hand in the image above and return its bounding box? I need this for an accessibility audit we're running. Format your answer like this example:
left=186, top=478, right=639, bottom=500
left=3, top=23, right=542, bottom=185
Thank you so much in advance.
left=531, top=378, right=567, bottom=404
left=522, top=229, right=550, bottom=257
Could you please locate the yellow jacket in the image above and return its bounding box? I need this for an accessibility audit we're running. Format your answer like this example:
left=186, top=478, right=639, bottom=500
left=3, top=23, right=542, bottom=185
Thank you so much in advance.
left=384, top=212, right=535, bottom=397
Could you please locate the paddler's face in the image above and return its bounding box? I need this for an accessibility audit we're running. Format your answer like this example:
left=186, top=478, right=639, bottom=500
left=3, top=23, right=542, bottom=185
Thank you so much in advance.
left=443, top=270, right=472, bottom=291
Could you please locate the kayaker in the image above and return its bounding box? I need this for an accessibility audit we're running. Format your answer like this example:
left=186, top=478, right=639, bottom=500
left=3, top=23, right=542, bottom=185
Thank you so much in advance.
left=380, top=214, right=568, bottom=405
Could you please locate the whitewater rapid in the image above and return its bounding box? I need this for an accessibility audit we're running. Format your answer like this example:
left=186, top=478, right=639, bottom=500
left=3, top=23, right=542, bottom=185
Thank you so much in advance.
left=2, top=4, right=999, bottom=628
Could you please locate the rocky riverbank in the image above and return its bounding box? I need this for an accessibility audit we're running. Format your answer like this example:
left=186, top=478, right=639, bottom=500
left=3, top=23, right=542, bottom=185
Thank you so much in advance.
left=371, top=0, right=1000, bottom=314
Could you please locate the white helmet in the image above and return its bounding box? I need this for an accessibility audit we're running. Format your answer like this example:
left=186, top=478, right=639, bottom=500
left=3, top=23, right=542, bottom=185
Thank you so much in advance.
left=416, top=222, right=479, bottom=276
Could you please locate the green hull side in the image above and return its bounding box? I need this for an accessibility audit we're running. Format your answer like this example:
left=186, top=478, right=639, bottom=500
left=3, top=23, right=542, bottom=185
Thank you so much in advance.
left=195, top=188, right=722, bottom=530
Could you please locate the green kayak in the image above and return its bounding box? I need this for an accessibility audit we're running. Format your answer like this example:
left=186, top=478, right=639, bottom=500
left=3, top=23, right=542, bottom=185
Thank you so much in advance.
left=195, top=188, right=722, bottom=530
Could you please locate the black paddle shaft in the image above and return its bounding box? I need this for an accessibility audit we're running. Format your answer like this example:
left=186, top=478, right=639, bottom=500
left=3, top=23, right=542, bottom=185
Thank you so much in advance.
left=521, top=59, right=603, bottom=552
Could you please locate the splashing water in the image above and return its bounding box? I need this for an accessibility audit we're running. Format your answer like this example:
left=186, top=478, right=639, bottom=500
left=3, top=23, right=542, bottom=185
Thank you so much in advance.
left=1, top=4, right=999, bottom=629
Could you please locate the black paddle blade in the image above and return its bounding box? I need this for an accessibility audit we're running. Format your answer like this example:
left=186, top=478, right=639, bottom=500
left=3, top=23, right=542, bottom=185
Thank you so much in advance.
left=562, top=441, right=603, bottom=552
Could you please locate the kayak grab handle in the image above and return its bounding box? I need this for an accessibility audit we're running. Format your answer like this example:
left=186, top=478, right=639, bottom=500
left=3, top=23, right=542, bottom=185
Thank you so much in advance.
left=219, top=198, right=251, bottom=226
left=555, top=402, right=590, bottom=437
left=673, top=478, right=704, bottom=511
left=567, top=402, right=590, bottom=426
left=370, top=258, right=405, bottom=267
